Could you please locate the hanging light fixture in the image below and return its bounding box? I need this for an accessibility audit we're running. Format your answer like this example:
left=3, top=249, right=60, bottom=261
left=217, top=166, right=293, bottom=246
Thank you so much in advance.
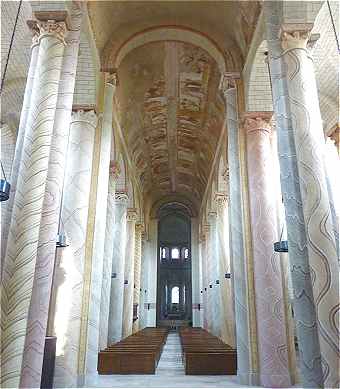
left=274, top=224, right=288, bottom=253
left=0, top=161, right=11, bottom=202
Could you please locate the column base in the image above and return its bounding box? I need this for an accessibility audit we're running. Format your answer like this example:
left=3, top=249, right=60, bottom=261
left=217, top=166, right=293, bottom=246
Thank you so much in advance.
left=237, top=371, right=259, bottom=386
left=259, top=373, right=292, bottom=388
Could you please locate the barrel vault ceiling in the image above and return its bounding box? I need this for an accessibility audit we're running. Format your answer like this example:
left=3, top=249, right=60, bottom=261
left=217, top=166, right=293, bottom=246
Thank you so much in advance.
left=88, top=1, right=261, bottom=209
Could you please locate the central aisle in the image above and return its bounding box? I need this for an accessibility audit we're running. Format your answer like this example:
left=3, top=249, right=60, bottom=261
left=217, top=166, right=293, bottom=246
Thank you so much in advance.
left=85, top=330, right=256, bottom=388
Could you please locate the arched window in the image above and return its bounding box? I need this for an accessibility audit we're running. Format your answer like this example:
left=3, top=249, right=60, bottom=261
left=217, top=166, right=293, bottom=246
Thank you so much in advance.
left=171, top=286, right=179, bottom=304
left=160, top=247, right=169, bottom=260
left=184, top=248, right=189, bottom=259
left=171, top=247, right=180, bottom=259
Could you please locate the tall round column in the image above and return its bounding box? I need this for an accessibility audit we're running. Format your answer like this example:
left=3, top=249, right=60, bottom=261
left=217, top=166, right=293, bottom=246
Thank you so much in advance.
left=244, top=112, right=291, bottom=387
left=1, top=18, right=67, bottom=389
left=99, top=162, right=120, bottom=350
left=201, top=225, right=210, bottom=331
left=215, top=193, right=236, bottom=346
left=52, top=109, right=97, bottom=388
left=19, top=6, right=83, bottom=387
left=108, top=193, right=128, bottom=343
left=207, top=211, right=221, bottom=337
left=122, top=209, right=138, bottom=338
left=1, top=26, right=39, bottom=268
left=281, top=25, right=340, bottom=388
left=220, top=74, right=255, bottom=384
left=132, top=224, right=143, bottom=333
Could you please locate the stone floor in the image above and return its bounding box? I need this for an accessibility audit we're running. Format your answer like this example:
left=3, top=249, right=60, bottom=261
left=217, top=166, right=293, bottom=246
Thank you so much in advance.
left=84, top=331, right=260, bottom=388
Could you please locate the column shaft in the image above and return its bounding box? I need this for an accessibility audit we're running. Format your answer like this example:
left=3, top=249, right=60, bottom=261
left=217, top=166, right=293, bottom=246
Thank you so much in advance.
left=20, top=7, right=83, bottom=387
left=281, top=25, right=339, bottom=387
left=222, top=77, right=254, bottom=384
left=245, top=113, right=291, bottom=387
left=84, top=73, right=117, bottom=375
left=1, top=19, right=67, bottom=389
left=108, top=193, right=128, bottom=343
left=99, top=165, right=118, bottom=350
left=52, top=110, right=97, bottom=388
left=132, top=225, right=143, bottom=333
left=122, top=209, right=137, bottom=338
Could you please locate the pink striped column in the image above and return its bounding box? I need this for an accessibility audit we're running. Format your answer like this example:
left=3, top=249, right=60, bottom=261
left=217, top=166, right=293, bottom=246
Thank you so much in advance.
left=244, top=112, right=291, bottom=387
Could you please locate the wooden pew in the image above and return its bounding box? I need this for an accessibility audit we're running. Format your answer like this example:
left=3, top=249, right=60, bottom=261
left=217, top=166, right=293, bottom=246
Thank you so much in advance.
left=179, top=327, right=237, bottom=375
left=97, top=327, right=168, bottom=374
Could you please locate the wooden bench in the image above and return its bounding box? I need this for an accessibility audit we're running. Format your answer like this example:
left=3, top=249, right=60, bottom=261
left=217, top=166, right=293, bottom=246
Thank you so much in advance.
left=179, top=327, right=237, bottom=375
left=97, top=327, right=168, bottom=374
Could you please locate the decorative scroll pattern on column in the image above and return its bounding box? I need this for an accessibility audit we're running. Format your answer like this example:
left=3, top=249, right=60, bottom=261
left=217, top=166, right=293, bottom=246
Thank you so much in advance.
left=263, top=4, right=324, bottom=387
left=84, top=72, right=118, bottom=375
left=281, top=24, right=340, bottom=388
left=1, top=25, right=39, bottom=270
left=1, top=19, right=67, bottom=389
left=99, top=162, right=120, bottom=350
left=122, top=209, right=138, bottom=338
left=19, top=7, right=83, bottom=387
left=215, top=193, right=236, bottom=347
left=53, top=110, right=97, bottom=388
left=108, top=192, right=128, bottom=343
left=244, top=112, right=291, bottom=387
left=221, top=74, right=252, bottom=383
left=132, top=224, right=144, bottom=333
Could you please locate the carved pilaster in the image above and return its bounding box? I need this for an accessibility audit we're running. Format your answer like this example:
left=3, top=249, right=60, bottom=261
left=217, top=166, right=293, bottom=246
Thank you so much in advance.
left=127, top=209, right=138, bottom=222
left=242, top=111, right=273, bottom=135
left=280, top=23, right=314, bottom=51
left=115, top=191, right=129, bottom=204
left=71, top=109, right=98, bottom=129
left=106, top=71, right=118, bottom=88
left=219, top=72, right=240, bottom=96
left=215, top=192, right=229, bottom=213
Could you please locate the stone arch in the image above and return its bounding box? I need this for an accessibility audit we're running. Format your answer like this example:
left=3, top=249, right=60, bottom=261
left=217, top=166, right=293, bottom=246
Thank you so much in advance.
left=150, top=195, right=197, bottom=219
left=102, top=26, right=228, bottom=74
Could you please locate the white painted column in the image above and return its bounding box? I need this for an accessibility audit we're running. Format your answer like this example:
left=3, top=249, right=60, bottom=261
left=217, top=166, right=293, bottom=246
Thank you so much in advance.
left=191, top=217, right=200, bottom=327
left=1, top=26, right=39, bottom=267
left=1, top=18, right=67, bottom=389
left=85, top=72, right=117, bottom=375
left=207, top=211, right=221, bottom=337
left=52, top=109, right=97, bottom=388
left=108, top=193, right=128, bottom=343
left=281, top=25, right=340, bottom=388
left=98, top=162, right=119, bottom=350
left=20, top=6, right=83, bottom=387
left=122, top=209, right=137, bottom=338
left=139, top=235, right=147, bottom=329
left=132, top=224, right=143, bottom=332
left=215, top=193, right=236, bottom=346
left=201, top=225, right=210, bottom=330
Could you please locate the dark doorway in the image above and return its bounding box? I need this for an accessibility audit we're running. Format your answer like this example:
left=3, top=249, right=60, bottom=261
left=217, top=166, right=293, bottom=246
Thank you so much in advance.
left=156, top=204, right=192, bottom=327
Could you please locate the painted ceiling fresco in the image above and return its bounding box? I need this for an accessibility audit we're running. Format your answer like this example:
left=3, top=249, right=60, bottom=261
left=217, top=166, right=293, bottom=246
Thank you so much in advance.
left=116, top=41, right=225, bottom=205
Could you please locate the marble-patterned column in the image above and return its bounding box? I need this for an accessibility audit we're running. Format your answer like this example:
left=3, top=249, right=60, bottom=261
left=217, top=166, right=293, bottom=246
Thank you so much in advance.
left=132, top=224, right=143, bottom=333
left=122, top=209, right=138, bottom=338
left=98, top=162, right=120, bottom=350
left=244, top=112, right=291, bottom=387
left=1, top=18, right=68, bottom=389
left=280, top=24, right=340, bottom=388
left=221, top=74, right=254, bottom=384
left=1, top=26, right=40, bottom=269
left=207, top=211, right=221, bottom=337
left=19, top=6, right=83, bottom=388
left=263, top=4, right=324, bottom=387
left=52, top=109, right=97, bottom=388
left=215, top=193, right=236, bottom=347
left=108, top=193, right=128, bottom=343
left=84, top=72, right=118, bottom=376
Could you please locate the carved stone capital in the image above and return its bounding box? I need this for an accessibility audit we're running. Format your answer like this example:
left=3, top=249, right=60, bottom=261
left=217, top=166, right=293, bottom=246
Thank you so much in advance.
left=106, top=71, right=118, bottom=87
left=34, top=19, right=68, bottom=44
left=135, top=223, right=144, bottom=233
left=115, top=191, right=129, bottom=204
left=27, top=20, right=40, bottom=47
left=71, top=109, right=98, bottom=128
left=242, top=112, right=273, bottom=135
left=127, top=209, right=138, bottom=222
left=109, top=161, right=121, bottom=180
left=280, top=23, right=314, bottom=51
left=219, top=72, right=240, bottom=95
